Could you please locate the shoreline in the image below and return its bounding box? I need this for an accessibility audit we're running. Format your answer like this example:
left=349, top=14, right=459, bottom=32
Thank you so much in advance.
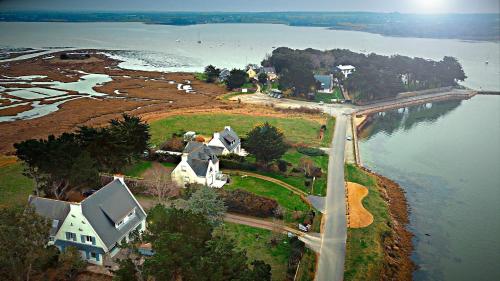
left=353, top=116, right=415, bottom=280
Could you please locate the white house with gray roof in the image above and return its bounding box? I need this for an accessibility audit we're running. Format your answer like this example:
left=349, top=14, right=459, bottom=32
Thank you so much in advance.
left=171, top=141, right=227, bottom=188
left=208, top=126, right=246, bottom=156
left=29, top=176, right=146, bottom=265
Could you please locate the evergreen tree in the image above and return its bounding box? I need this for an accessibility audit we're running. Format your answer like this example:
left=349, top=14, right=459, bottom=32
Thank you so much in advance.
left=245, top=122, right=288, bottom=164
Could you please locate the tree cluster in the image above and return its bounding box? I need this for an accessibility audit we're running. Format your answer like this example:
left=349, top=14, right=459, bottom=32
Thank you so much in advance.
left=219, top=189, right=279, bottom=218
left=14, top=114, right=150, bottom=199
left=203, top=65, right=221, bottom=83
left=115, top=206, right=271, bottom=281
left=264, top=48, right=466, bottom=103
left=226, top=68, right=249, bottom=90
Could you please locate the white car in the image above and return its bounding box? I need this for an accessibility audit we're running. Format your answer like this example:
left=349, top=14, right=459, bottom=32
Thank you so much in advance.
left=318, top=101, right=324, bottom=105
left=346, top=136, right=352, bottom=141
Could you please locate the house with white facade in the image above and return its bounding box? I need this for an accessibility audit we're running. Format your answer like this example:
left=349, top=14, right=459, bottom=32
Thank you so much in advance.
left=208, top=126, right=246, bottom=156
left=29, top=176, right=147, bottom=265
left=314, top=74, right=334, bottom=93
left=171, top=141, right=227, bottom=188
left=335, top=65, right=356, bottom=78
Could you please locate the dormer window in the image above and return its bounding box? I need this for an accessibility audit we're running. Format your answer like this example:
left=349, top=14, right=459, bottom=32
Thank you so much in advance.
left=115, top=208, right=136, bottom=229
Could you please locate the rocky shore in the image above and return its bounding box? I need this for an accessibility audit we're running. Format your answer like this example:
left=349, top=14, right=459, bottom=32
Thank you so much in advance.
left=362, top=166, right=415, bottom=281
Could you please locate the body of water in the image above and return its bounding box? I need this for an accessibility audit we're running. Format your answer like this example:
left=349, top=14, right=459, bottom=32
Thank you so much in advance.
left=0, top=22, right=498, bottom=91
left=359, top=95, right=500, bottom=280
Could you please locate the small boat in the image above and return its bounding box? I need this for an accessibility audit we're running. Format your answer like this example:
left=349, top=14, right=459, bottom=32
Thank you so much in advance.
left=175, top=39, right=180, bottom=43
left=485, top=60, right=489, bottom=65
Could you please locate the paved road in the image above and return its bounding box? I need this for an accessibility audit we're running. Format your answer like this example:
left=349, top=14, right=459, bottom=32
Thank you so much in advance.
left=315, top=115, right=348, bottom=281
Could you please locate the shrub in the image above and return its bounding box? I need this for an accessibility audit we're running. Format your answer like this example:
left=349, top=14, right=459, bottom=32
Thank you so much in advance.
left=160, top=137, right=184, bottom=152
left=297, top=146, right=326, bottom=156
left=277, top=160, right=289, bottom=173
left=219, top=159, right=257, bottom=171
left=195, top=135, right=205, bottom=142
left=219, top=189, right=278, bottom=218
left=219, top=153, right=246, bottom=162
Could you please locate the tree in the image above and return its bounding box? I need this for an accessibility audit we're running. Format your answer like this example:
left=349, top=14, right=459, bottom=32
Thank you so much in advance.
left=0, top=205, right=50, bottom=281
left=245, top=122, right=288, bottom=164
left=204, top=65, right=220, bottom=83
left=257, top=72, right=268, bottom=84
left=55, top=246, right=85, bottom=281
left=160, top=136, right=184, bottom=152
left=226, top=69, right=248, bottom=90
left=114, top=258, right=139, bottom=281
left=248, top=260, right=272, bottom=281
left=148, top=168, right=175, bottom=203
left=298, top=157, right=314, bottom=177
left=109, top=114, right=151, bottom=166
left=186, top=186, right=226, bottom=226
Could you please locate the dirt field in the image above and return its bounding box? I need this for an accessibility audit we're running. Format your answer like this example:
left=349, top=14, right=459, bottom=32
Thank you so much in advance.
left=347, top=182, right=374, bottom=228
left=0, top=50, right=228, bottom=154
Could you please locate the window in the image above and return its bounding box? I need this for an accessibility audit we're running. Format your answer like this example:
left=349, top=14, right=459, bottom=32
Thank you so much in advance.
left=181, top=165, right=187, bottom=172
left=116, top=220, right=124, bottom=227
left=85, top=235, right=93, bottom=243
left=66, top=232, right=76, bottom=241
left=90, top=252, right=97, bottom=259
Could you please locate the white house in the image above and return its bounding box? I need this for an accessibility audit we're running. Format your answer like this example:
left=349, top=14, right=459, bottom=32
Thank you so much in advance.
left=208, top=126, right=246, bottom=156
left=29, top=176, right=147, bottom=265
left=171, top=141, right=227, bottom=188
left=336, top=65, right=356, bottom=78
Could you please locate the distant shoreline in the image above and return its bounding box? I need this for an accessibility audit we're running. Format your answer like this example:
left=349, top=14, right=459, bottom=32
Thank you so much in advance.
left=1, top=11, right=499, bottom=42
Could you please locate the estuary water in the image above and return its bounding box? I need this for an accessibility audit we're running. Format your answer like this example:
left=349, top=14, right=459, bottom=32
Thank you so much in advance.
left=0, top=22, right=499, bottom=91
left=359, top=95, right=500, bottom=281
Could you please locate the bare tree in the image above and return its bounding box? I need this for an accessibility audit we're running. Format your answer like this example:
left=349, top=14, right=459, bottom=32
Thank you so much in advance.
left=148, top=168, right=175, bottom=204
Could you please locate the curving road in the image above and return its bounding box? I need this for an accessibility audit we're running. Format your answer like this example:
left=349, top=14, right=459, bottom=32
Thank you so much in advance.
left=315, top=114, right=348, bottom=281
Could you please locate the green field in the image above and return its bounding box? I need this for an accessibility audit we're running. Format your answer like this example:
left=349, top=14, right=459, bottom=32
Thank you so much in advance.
left=225, top=175, right=309, bottom=223
left=122, top=160, right=153, bottom=178
left=0, top=160, right=34, bottom=208
left=223, top=223, right=291, bottom=281
left=149, top=113, right=326, bottom=147
left=343, top=164, right=391, bottom=281
left=314, top=88, right=344, bottom=103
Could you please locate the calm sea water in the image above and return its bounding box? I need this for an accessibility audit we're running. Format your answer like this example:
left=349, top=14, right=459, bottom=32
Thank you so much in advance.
left=0, top=22, right=499, bottom=91
left=359, top=95, right=500, bottom=281
left=1, top=22, right=499, bottom=279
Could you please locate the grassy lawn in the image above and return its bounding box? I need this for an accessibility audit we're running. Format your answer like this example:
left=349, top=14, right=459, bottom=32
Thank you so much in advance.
left=122, top=160, right=153, bottom=178
left=295, top=248, right=317, bottom=281
left=194, top=72, right=207, bottom=81
left=150, top=113, right=326, bottom=147
left=280, top=149, right=329, bottom=196
left=0, top=158, right=34, bottom=208
left=343, top=164, right=391, bottom=281
left=314, top=88, right=343, bottom=103
left=320, top=117, right=335, bottom=147
left=223, top=223, right=291, bottom=281
left=225, top=176, right=309, bottom=223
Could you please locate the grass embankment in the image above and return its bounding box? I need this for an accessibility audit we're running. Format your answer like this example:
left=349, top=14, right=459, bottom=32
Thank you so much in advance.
left=295, top=248, right=317, bottom=281
left=223, top=223, right=291, bottom=281
left=0, top=156, right=34, bottom=208
left=314, top=88, right=344, bottom=104
left=225, top=176, right=309, bottom=223
left=149, top=113, right=326, bottom=147
left=343, top=164, right=391, bottom=281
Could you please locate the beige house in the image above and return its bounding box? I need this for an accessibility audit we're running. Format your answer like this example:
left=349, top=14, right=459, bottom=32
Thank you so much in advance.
left=171, top=141, right=227, bottom=188
left=207, top=126, right=246, bottom=156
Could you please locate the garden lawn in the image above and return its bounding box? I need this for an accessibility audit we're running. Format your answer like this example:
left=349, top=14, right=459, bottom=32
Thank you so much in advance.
left=223, top=223, right=291, bottom=281
left=314, top=88, right=343, bottom=103
left=0, top=157, right=34, bottom=208
left=122, top=160, right=152, bottom=178
left=149, top=114, right=325, bottom=147
left=343, top=164, right=391, bottom=281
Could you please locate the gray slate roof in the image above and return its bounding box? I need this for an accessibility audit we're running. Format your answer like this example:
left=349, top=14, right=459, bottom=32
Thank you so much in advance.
left=314, top=74, right=333, bottom=91
left=81, top=179, right=146, bottom=249
left=29, top=196, right=70, bottom=236
left=184, top=141, right=218, bottom=177
left=218, top=128, right=240, bottom=152
left=260, top=67, right=276, bottom=74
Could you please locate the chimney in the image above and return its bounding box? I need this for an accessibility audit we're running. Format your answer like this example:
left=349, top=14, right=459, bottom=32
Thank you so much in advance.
left=181, top=153, right=188, bottom=162
left=113, top=174, right=125, bottom=185
left=213, top=132, right=220, bottom=140
left=224, top=126, right=231, bottom=131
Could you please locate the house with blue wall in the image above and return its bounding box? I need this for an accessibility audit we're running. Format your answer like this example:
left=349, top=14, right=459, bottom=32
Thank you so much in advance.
left=29, top=176, right=147, bottom=265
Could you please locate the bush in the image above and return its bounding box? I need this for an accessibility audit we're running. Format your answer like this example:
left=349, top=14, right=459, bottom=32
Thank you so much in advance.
left=297, top=146, right=326, bottom=156
left=219, top=189, right=278, bottom=218
left=219, top=153, right=246, bottom=162
left=149, top=152, right=181, bottom=164
left=219, top=159, right=257, bottom=171
left=160, top=137, right=184, bottom=152
left=195, top=135, right=205, bottom=142
left=277, top=159, right=289, bottom=173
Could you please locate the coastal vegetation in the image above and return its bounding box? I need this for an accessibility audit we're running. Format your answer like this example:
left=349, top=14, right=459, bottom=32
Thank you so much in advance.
left=343, top=164, right=391, bottom=281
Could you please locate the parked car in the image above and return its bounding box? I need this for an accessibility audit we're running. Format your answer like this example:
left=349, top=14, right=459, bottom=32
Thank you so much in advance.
left=298, top=223, right=309, bottom=232
left=346, top=136, right=352, bottom=141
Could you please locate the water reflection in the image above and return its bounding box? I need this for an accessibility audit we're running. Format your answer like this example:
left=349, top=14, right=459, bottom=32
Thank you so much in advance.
left=359, top=100, right=463, bottom=140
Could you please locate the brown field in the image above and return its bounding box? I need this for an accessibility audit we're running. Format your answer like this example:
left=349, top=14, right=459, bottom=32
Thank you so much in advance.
left=0, top=50, right=228, bottom=154
left=347, top=182, right=374, bottom=228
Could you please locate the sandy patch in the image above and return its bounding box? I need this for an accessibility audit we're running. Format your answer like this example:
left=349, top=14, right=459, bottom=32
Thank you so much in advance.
left=347, top=182, right=373, bottom=228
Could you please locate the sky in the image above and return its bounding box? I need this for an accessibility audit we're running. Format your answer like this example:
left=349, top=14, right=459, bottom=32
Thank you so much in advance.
left=0, top=0, right=498, bottom=14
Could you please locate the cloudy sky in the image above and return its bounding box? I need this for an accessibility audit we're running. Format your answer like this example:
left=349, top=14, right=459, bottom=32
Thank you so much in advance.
left=0, top=0, right=498, bottom=14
